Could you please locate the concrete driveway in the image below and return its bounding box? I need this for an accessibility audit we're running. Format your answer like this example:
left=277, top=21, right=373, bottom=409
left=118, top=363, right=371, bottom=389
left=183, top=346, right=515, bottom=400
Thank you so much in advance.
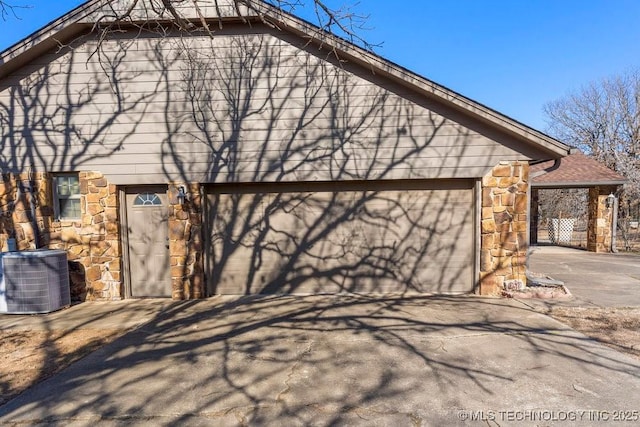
left=528, top=245, right=640, bottom=307
left=1, top=295, right=639, bottom=425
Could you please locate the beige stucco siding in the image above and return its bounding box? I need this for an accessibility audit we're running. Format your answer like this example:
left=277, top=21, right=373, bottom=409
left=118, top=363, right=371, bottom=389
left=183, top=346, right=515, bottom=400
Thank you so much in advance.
left=1, top=26, right=540, bottom=184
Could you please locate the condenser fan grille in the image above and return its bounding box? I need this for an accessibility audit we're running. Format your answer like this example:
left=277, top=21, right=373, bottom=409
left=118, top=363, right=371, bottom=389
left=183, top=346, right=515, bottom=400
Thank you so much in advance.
left=0, top=250, right=70, bottom=314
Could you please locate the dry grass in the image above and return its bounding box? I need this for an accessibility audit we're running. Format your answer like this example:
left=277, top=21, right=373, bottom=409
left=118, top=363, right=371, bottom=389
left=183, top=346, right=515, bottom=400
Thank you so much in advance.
left=0, top=329, right=121, bottom=405
left=549, top=307, right=640, bottom=360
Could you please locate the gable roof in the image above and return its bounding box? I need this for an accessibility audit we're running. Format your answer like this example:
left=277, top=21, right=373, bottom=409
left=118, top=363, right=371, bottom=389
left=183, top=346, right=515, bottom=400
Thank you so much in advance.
left=531, top=150, right=627, bottom=188
left=0, top=0, right=570, bottom=159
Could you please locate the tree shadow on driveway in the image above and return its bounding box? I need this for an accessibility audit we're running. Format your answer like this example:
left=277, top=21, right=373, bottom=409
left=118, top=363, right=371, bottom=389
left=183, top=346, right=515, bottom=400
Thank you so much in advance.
left=1, top=295, right=639, bottom=425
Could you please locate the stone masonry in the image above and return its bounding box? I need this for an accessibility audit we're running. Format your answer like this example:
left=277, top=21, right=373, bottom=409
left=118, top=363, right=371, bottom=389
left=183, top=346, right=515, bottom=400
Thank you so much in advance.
left=480, top=161, right=529, bottom=296
left=1, top=173, right=46, bottom=252
left=587, top=186, right=616, bottom=253
left=49, top=171, right=121, bottom=301
left=1, top=172, right=120, bottom=301
left=2, top=173, right=206, bottom=302
left=168, top=183, right=205, bottom=300
left=4, top=166, right=533, bottom=300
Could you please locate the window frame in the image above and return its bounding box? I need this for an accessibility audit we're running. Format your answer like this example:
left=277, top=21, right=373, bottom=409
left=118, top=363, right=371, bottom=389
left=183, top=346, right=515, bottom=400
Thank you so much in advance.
left=52, top=173, right=82, bottom=221
left=133, top=192, right=163, bottom=206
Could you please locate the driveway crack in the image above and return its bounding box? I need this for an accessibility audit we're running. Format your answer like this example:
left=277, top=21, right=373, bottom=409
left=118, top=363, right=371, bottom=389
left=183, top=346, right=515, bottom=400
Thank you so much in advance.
left=276, top=340, right=314, bottom=403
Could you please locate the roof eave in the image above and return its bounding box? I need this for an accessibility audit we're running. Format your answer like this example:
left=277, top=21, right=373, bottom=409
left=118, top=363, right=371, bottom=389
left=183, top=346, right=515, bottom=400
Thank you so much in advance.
left=532, top=180, right=627, bottom=188
left=0, top=0, right=103, bottom=62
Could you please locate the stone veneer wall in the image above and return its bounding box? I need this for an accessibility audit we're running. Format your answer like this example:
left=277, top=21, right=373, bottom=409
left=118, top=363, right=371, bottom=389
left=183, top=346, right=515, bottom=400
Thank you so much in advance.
left=1, top=173, right=46, bottom=252
left=168, top=183, right=205, bottom=300
left=0, top=172, right=120, bottom=301
left=480, top=161, right=529, bottom=296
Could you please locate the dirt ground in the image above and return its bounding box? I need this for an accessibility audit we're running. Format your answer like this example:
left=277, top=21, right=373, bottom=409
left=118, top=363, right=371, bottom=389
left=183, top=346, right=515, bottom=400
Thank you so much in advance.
left=0, top=307, right=639, bottom=408
left=548, top=307, right=640, bottom=360
left=0, top=329, right=121, bottom=406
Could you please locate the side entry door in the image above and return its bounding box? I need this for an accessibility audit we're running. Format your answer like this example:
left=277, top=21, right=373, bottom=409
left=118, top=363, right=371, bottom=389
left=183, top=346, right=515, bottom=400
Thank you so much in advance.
left=125, top=186, right=171, bottom=297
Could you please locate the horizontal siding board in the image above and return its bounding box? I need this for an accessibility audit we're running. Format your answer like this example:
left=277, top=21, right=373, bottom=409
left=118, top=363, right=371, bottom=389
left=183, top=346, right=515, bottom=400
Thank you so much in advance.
left=97, top=167, right=499, bottom=185
left=62, top=155, right=519, bottom=172
left=1, top=28, right=535, bottom=182
left=3, top=75, right=465, bottom=107
left=21, top=134, right=521, bottom=158
left=1, top=88, right=430, bottom=109
left=3, top=98, right=462, bottom=122
left=86, top=0, right=249, bottom=22
left=0, top=69, right=448, bottom=112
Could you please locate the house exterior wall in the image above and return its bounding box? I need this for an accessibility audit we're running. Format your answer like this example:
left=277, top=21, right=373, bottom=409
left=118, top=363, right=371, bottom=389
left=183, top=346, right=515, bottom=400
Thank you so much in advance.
left=479, top=162, right=529, bottom=296
left=0, top=172, right=120, bottom=300
left=0, top=26, right=558, bottom=300
left=88, top=0, right=250, bottom=22
left=0, top=27, right=545, bottom=186
left=1, top=173, right=205, bottom=301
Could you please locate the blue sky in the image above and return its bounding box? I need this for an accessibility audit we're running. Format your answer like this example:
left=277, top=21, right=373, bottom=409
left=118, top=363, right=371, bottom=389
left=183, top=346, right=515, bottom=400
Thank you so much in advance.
left=1, top=0, right=639, bottom=132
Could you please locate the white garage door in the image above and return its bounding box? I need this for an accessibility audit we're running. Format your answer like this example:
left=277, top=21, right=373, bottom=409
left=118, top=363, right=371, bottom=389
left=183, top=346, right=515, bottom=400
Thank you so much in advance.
left=205, top=180, right=474, bottom=295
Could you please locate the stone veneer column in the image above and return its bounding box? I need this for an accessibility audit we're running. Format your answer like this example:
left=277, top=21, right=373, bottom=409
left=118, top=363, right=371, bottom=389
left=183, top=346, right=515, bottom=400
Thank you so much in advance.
left=587, top=186, right=615, bottom=252
left=480, top=161, right=529, bottom=296
left=168, top=183, right=205, bottom=300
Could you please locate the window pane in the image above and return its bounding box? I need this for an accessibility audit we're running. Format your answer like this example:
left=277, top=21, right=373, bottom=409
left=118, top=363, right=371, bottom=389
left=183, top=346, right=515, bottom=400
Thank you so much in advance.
left=56, top=175, right=80, bottom=196
left=57, top=179, right=70, bottom=196
left=59, top=198, right=81, bottom=219
left=70, top=177, right=79, bottom=194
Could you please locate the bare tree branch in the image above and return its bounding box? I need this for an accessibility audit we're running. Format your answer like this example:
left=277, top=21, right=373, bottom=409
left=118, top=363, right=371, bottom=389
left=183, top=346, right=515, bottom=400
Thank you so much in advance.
left=310, top=0, right=374, bottom=49
left=544, top=69, right=640, bottom=244
left=0, top=1, right=30, bottom=21
left=84, top=0, right=378, bottom=51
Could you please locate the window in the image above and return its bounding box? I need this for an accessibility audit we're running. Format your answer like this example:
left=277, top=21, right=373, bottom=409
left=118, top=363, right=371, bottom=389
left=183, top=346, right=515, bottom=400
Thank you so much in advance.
left=54, top=174, right=81, bottom=220
left=133, top=193, right=163, bottom=206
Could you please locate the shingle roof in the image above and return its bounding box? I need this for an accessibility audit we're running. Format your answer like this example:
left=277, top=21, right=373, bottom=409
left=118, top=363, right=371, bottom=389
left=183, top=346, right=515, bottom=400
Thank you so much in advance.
left=531, top=151, right=626, bottom=188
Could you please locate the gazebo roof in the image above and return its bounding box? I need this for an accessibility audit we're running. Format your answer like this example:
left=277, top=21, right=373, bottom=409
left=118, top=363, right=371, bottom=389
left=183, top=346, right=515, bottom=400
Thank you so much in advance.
left=531, top=150, right=626, bottom=188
